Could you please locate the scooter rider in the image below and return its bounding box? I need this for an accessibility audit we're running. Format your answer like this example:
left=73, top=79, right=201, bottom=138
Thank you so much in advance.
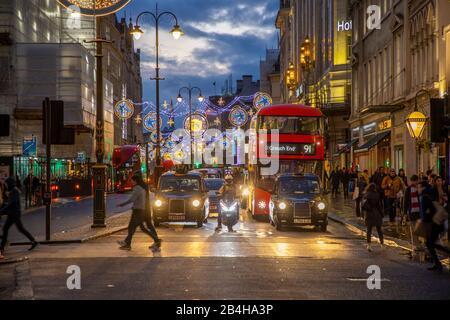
left=215, top=174, right=237, bottom=232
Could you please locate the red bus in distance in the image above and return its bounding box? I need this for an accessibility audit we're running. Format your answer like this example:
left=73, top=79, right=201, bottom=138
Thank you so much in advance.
left=113, top=145, right=142, bottom=192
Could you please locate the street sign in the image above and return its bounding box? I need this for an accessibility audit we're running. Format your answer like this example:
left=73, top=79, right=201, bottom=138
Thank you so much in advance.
left=23, top=136, right=37, bottom=157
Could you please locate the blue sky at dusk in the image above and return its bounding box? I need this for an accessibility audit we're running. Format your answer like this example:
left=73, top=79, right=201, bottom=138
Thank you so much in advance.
left=118, top=0, right=278, bottom=107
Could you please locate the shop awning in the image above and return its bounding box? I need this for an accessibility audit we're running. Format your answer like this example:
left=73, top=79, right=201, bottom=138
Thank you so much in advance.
left=335, top=138, right=359, bottom=155
left=354, top=131, right=390, bottom=153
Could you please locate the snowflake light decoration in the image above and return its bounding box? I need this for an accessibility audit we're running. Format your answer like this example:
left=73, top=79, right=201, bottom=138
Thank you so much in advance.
left=229, top=106, right=248, bottom=127
left=253, top=92, right=272, bottom=110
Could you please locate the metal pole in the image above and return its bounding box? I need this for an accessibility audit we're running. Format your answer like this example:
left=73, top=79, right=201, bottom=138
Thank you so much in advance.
left=92, top=16, right=106, bottom=228
left=189, top=86, right=194, bottom=167
left=45, top=97, right=51, bottom=241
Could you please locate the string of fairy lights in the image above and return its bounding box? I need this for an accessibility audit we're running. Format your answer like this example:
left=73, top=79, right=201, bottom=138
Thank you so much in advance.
left=113, top=92, right=273, bottom=162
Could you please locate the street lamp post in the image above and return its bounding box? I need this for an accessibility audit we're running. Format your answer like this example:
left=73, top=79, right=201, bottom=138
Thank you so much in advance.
left=130, top=4, right=183, bottom=185
left=405, top=89, right=430, bottom=174
left=85, top=16, right=112, bottom=228
left=177, top=86, right=204, bottom=167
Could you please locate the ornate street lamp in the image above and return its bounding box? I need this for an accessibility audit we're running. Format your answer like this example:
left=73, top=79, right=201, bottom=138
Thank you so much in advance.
left=131, top=4, right=184, bottom=186
left=406, top=89, right=430, bottom=174
left=286, top=62, right=297, bottom=92
left=405, top=111, right=427, bottom=139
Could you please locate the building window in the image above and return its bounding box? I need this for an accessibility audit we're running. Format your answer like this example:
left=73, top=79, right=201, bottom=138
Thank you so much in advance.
left=393, top=32, right=403, bottom=98
left=394, top=146, right=404, bottom=172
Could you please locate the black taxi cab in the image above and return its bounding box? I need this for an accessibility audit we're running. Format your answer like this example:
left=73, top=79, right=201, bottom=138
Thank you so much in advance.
left=152, top=171, right=209, bottom=227
left=269, top=173, right=328, bottom=232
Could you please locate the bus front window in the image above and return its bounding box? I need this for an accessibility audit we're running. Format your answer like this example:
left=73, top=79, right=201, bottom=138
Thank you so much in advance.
left=259, top=116, right=321, bottom=135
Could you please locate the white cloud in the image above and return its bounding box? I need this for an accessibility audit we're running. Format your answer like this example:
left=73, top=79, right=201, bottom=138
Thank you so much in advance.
left=187, top=20, right=274, bottom=39
left=134, top=24, right=232, bottom=78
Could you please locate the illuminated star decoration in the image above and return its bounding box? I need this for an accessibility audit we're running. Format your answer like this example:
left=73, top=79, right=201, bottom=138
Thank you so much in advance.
left=253, top=92, right=273, bottom=110
left=167, top=118, right=175, bottom=127
left=114, top=99, right=134, bottom=119
left=214, top=117, right=221, bottom=126
left=218, top=97, right=225, bottom=107
left=229, top=106, right=248, bottom=127
left=163, top=100, right=169, bottom=109
left=248, top=109, right=254, bottom=117
left=143, top=112, right=161, bottom=131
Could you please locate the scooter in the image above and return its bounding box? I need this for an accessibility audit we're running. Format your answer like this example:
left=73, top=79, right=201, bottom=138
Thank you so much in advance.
left=219, top=197, right=239, bottom=232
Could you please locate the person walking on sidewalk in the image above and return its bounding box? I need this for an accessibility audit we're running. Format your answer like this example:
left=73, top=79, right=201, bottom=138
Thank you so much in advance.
left=0, top=177, right=38, bottom=259
left=403, top=175, right=422, bottom=254
left=342, top=168, right=351, bottom=200
left=330, top=167, right=341, bottom=198
left=117, top=175, right=162, bottom=251
left=362, top=183, right=384, bottom=252
left=418, top=181, right=444, bottom=272
left=381, top=168, right=405, bottom=223
left=354, top=172, right=368, bottom=219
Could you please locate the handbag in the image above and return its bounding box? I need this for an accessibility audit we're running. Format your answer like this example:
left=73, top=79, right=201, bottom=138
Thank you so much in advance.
left=413, top=219, right=432, bottom=238
left=432, top=201, right=449, bottom=226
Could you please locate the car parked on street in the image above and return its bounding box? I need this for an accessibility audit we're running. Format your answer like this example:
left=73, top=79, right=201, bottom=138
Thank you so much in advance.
left=152, top=172, right=209, bottom=227
left=269, top=173, right=328, bottom=232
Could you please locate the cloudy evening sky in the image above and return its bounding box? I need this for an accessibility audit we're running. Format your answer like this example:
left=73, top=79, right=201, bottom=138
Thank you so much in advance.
left=119, top=0, right=278, bottom=106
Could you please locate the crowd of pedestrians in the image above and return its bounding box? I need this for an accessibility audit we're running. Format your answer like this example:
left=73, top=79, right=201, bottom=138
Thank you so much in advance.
left=328, top=166, right=448, bottom=272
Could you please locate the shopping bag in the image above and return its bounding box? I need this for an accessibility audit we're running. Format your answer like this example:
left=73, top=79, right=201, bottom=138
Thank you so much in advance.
left=432, top=201, right=448, bottom=226
left=413, top=219, right=432, bottom=238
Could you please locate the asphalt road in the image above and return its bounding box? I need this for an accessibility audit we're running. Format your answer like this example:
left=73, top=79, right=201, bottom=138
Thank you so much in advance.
left=2, top=193, right=130, bottom=242
left=2, top=210, right=449, bottom=300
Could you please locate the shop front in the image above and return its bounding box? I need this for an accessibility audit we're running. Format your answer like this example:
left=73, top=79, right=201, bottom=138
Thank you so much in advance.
left=352, top=119, right=392, bottom=174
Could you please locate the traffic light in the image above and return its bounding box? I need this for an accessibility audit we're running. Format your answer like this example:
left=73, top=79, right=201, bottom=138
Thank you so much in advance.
left=42, top=100, right=75, bottom=145
left=430, top=98, right=450, bottom=143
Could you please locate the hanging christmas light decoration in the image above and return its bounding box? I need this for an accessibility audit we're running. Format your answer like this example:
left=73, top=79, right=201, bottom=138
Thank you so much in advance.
left=114, top=99, right=134, bottom=119
left=214, top=117, right=221, bottom=127
left=229, top=106, right=248, bottom=127
left=143, top=112, right=162, bottom=132
left=134, top=114, right=142, bottom=125
left=57, top=0, right=131, bottom=16
left=253, top=92, right=272, bottom=110
left=184, top=113, right=208, bottom=136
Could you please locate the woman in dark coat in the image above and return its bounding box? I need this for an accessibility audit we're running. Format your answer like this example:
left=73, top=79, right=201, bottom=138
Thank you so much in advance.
left=362, top=183, right=384, bottom=252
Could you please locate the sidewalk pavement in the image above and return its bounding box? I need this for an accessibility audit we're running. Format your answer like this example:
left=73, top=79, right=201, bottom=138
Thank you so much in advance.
left=1, top=209, right=131, bottom=265
left=327, top=194, right=450, bottom=255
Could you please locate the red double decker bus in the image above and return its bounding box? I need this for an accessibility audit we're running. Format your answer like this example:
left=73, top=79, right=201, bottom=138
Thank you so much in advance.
left=113, top=145, right=142, bottom=192
left=247, top=104, right=325, bottom=218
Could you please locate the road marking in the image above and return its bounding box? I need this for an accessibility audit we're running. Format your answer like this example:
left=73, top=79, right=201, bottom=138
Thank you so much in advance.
left=347, top=278, right=390, bottom=282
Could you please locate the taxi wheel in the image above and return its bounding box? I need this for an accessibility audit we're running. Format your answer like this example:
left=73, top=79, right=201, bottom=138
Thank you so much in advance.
left=153, top=220, right=160, bottom=227
left=197, top=221, right=203, bottom=228
left=274, top=215, right=284, bottom=231
left=320, top=223, right=327, bottom=232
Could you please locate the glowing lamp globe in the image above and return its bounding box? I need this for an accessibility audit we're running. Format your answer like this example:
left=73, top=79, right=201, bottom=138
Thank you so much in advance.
left=57, top=0, right=131, bottom=16
left=170, top=24, right=184, bottom=40
left=405, top=111, right=427, bottom=139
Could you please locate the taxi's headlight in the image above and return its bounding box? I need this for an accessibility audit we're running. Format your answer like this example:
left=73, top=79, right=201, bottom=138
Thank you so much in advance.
left=192, top=199, right=201, bottom=207
left=242, top=188, right=250, bottom=196
left=317, top=202, right=326, bottom=211
left=154, top=199, right=163, bottom=207
left=278, top=202, right=287, bottom=210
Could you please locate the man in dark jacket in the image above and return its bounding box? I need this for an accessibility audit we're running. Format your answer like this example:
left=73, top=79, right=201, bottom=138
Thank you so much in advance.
left=329, top=168, right=341, bottom=198
left=363, top=183, right=384, bottom=252
left=0, top=177, right=38, bottom=258
left=404, top=175, right=421, bottom=253
left=341, top=168, right=351, bottom=199
left=418, top=181, right=443, bottom=272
